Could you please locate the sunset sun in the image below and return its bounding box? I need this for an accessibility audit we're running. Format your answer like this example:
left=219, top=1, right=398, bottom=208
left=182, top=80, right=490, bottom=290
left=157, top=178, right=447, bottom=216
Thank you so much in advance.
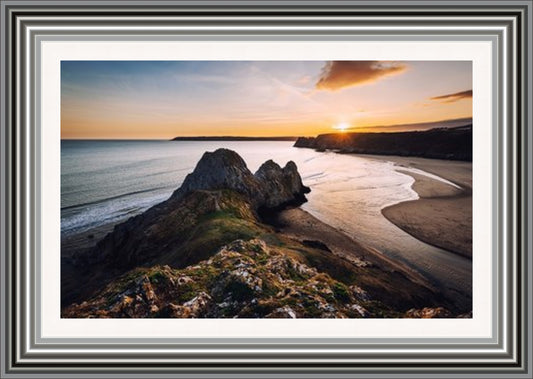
left=334, top=122, right=350, bottom=132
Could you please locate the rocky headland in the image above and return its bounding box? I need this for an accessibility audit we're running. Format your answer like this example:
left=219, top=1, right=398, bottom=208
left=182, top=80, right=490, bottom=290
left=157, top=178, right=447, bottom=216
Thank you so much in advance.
left=294, top=125, right=472, bottom=161
left=62, top=149, right=466, bottom=318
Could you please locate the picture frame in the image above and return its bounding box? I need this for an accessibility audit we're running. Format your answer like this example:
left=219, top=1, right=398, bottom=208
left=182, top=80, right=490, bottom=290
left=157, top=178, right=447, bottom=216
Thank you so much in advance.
left=0, top=0, right=531, bottom=378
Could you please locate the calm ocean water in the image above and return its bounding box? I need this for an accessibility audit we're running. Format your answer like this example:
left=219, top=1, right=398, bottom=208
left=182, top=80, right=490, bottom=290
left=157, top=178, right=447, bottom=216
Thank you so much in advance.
left=61, top=140, right=416, bottom=240
left=61, top=140, right=471, bottom=297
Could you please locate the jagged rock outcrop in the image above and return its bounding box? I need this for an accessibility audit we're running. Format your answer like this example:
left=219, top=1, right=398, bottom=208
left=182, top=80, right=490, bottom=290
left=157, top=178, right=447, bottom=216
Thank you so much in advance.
left=254, top=160, right=309, bottom=209
left=63, top=239, right=377, bottom=318
left=172, top=149, right=259, bottom=202
left=62, top=150, right=311, bottom=306
left=171, top=148, right=310, bottom=209
left=86, top=148, right=310, bottom=267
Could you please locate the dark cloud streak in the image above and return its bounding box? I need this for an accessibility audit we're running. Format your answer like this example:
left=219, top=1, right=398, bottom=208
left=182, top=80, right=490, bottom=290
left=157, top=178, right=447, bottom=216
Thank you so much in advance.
left=315, top=61, right=408, bottom=91
left=430, top=89, right=472, bottom=103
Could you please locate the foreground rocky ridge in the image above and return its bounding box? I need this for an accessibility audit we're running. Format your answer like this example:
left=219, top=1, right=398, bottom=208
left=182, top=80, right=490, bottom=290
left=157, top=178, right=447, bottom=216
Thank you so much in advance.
left=64, top=239, right=375, bottom=318
left=294, top=125, right=472, bottom=161
left=64, top=239, right=458, bottom=318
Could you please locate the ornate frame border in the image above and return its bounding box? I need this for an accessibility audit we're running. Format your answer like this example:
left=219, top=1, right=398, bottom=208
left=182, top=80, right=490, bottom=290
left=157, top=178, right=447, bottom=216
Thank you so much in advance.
left=0, top=1, right=531, bottom=377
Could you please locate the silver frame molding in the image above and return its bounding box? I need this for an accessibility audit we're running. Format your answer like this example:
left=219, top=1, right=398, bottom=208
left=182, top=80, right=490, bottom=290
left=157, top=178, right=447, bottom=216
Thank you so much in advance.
left=0, top=1, right=531, bottom=378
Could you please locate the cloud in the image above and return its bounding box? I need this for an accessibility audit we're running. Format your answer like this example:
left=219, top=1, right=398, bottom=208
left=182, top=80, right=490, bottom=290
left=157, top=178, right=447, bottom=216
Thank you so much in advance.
left=315, top=61, right=407, bottom=91
left=430, top=89, right=472, bottom=103
left=295, top=75, right=312, bottom=85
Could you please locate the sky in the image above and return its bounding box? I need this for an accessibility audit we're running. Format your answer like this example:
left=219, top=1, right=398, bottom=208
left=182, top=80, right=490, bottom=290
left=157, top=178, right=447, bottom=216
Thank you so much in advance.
left=61, top=60, right=472, bottom=139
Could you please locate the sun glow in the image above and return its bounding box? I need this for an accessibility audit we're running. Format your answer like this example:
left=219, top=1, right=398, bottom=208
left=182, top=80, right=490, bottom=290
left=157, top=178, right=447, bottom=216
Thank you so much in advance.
left=333, top=122, right=350, bottom=132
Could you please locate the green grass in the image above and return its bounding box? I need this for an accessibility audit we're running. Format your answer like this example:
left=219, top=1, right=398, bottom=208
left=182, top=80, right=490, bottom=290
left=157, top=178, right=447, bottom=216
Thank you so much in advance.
left=175, top=282, right=201, bottom=303
left=332, top=282, right=350, bottom=302
left=198, top=209, right=241, bottom=223
left=187, top=217, right=262, bottom=252
left=148, top=270, right=167, bottom=284
left=162, top=215, right=266, bottom=268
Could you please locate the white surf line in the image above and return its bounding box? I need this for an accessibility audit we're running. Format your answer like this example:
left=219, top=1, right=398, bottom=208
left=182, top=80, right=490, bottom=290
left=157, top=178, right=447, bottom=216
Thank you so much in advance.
left=393, top=165, right=463, bottom=190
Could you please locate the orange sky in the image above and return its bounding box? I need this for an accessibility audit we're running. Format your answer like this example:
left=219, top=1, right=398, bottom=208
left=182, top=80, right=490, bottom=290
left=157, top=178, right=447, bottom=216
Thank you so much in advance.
left=61, top=61, right=472, bottom=139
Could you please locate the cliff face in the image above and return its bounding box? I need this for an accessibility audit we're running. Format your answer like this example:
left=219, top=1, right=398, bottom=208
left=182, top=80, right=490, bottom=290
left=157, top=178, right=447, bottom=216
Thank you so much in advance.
left=62, top=149, right=311, bottom=306
left=294, top=125, right=472, bottom=161
left=293, top=137, right=316, bottom=148
left=94, top=148, right=310, bottom=269
left=171, top=148, right=310, bottom=209
left=254, top=160, right=310, bottom=209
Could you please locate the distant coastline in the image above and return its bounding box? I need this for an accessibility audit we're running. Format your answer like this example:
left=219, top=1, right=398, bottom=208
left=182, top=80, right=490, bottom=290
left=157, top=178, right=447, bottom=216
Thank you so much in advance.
left=171, top=136, right=298, bottom=141
left=294, top=125, right=472, bottom=161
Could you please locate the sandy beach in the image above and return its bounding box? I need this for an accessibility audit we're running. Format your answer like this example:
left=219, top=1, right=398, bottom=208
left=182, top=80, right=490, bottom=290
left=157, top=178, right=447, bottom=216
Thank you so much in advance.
left=374, top=156, right=472, bottom=259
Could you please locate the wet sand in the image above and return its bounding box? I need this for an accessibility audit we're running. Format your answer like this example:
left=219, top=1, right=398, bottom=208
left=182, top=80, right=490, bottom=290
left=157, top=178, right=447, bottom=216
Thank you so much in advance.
left=264, top=207, right=470, bottom=312
left=273, top=206, right=471, bottom=313
left=273, top=207, right=436, bottom=289
left=61, top=224, right=114, bottom=257
left=375, top=156, right=472, bottom=259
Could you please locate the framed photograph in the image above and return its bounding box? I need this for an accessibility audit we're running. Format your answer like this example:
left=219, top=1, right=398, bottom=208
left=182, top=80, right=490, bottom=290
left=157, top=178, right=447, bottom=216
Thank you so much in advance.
left=1, top=0, right=531, bottom=378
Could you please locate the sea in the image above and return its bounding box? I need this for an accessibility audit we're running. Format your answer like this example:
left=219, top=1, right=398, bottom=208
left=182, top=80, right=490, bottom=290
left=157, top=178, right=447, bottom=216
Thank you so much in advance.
left=61, top=140, right=472, bottom=301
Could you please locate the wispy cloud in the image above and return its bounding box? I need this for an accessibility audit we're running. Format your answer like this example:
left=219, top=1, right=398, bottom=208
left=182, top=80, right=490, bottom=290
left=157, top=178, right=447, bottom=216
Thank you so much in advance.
left=430, top=89, right=472, bottom=103
left=315, top=61, right=407, bottom=91
left=295, top=75, right=312, bottom=85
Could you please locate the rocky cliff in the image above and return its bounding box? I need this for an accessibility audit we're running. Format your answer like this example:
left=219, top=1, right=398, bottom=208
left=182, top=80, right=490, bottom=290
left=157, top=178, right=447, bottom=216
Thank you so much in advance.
left=62, top=149, right=310, bottom=307
left=294, top=125, right=472, bottom=161
left=171, top=148, right=310, bottom=209
left=91, top=149, right=309, bottom=267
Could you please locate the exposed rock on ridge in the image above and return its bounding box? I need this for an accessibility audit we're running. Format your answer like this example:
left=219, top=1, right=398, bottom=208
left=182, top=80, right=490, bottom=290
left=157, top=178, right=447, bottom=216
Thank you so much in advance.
left=64, top=239, right=456, bottom=319
left=63, top=239, right=374, bottom=318
left=172, top=148, right=310, bottom=209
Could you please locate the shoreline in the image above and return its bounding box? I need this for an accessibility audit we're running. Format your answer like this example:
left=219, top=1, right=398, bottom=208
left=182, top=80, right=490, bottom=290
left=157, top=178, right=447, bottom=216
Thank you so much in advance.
left=270, top=207, right=436, bottom=289
left=369, top=155, right=472, bottom=259
left=271, top=207, right=470, bottom=313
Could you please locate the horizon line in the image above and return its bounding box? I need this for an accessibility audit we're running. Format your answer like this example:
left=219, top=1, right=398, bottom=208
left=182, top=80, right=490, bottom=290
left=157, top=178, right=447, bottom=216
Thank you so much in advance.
left=61, top=117, right=473, bottom=141
left=61, top=136, right=300, bottom=141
